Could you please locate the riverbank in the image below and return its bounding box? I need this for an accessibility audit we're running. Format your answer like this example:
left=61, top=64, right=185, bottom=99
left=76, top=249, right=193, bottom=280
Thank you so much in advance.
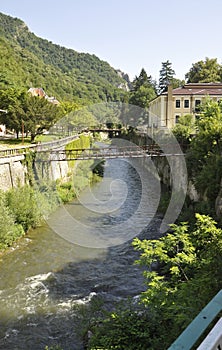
left=0, top=134, right=106, bottom=253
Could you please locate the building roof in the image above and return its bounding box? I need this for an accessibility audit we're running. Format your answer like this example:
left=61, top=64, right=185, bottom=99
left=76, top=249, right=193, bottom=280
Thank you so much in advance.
left=163, top=83, right=222, bottom=96
left=28, top=87, right=46, bottom=97
left=28, top=87, right=60, bottom=104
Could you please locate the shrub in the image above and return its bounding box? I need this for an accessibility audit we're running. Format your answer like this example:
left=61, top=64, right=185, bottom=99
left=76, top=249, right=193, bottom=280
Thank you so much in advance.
left=0, top=192, right=25, bottom=249
left=6, top=185, right=43, bottom=231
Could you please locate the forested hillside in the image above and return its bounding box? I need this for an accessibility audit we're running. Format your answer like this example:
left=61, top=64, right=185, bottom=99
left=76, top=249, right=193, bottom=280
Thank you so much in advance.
left=0, top=12, right=129, bottom=103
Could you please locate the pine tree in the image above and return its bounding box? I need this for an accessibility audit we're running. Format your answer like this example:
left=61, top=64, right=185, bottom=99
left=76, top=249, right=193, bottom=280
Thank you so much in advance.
left=158, top=60, right=175, bottom=94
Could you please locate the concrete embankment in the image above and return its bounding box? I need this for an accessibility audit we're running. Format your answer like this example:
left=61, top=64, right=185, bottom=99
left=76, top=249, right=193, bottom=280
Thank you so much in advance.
left=0, top=134, right=90, bottom=191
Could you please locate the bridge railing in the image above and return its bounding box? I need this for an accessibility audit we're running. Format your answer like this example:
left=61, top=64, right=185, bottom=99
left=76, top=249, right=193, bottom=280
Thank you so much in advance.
left=0, top=134, right=79, bottom=158
left=44, top=144, right=163, bottom=161
left=168, top=289, right=222, bottom=350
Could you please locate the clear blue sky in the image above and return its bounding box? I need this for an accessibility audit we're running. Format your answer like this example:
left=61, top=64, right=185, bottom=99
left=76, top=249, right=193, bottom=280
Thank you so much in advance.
left=1, top=0, right=222, bottom=81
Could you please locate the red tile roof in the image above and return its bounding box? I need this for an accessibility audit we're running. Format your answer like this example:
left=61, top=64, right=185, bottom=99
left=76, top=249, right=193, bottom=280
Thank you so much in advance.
left=163, top=83, right=222, bottom=96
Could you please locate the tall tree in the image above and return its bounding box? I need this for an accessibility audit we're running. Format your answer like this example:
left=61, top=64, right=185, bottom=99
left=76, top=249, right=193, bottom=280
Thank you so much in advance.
left=132, top=68, right=156, bottom=91
left=22, top=94, right=61, bottom=141
left=0, top=88, right=26, bottom=138
left=129, top=68, right=157, bottom=109
left=158, top=60, right=175, bottom=93
left=185, top=57, right=222, bottom=83
left=187, top=98, right=222, bottom=204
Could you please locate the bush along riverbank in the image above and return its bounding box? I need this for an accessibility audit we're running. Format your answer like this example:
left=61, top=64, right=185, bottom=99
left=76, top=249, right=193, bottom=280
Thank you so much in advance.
left=0, top=134, right=104, bottom=252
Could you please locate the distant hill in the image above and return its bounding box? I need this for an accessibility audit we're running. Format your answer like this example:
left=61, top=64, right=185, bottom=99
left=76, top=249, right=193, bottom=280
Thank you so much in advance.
left=0, top=12, right=130, bottom=103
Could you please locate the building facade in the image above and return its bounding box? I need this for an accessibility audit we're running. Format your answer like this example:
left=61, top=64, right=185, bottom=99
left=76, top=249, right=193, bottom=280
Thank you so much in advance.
left=148, top=83, right=222, bottom=129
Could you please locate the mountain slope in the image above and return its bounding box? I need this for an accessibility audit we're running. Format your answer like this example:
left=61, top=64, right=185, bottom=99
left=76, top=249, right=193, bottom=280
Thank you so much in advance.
left=0, top=12, right=129, bottom=103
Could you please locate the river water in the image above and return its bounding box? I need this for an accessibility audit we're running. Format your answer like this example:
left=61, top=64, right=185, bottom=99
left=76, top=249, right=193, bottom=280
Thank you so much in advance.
left=0, top=155, right=162, bottom=350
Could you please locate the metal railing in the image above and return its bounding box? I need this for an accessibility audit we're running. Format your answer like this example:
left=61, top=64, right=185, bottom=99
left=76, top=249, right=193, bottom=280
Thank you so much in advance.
left=168, top=290, right=222, bottom=350
left=197, top=317, right=222, bottom=350
left=0, top=134, right=79, bottom=158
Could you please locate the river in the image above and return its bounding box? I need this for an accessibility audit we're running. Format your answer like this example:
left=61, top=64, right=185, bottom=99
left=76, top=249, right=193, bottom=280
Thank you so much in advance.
left=0, top=155, right=162, bottom=350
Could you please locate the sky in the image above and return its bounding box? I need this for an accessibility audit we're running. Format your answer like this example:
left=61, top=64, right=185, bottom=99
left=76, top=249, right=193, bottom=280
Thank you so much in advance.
left=0, top=0, right=222, bottom=82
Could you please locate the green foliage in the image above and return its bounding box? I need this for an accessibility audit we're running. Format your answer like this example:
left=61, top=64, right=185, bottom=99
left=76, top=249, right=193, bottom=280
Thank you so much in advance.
left=130, top=214, right=222, bottom=348
left=23, top=93, right=62, bottom=141
left=92, top=160, right=105, bottom=177
left=187, top=98, right=222, bottom=204
left=172, top=114, right=195, bottom=147
left=129, top=68, right=157, bottom=124
left=88, top=214, right=222, bottom=350
left=65, top=134, right=91, bottom=168
left=0, top=88, right=62, bottom=140
left=56, top=135, right=101, bottom=202
left=158, top=60, right=175, bottom=93
left=6, top=185, right=43, bottom=231
left=0, top=192, right=25, bottom=249
left=185, top=57, right=222, bottom=83
left=56, top=181, right=76, bottom=203
left=88, top=302, right=163, bottom=350
left=130, top=68, right=157, bottom=109
left=0, top=12, right=128, bottom=103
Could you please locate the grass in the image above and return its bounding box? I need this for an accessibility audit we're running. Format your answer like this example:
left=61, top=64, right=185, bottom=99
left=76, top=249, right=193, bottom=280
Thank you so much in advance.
left=0, top=137, right=31, bottom=147
left=0, top=133, right=60, bottom=147
left=35, top=134, right=61, bottom=142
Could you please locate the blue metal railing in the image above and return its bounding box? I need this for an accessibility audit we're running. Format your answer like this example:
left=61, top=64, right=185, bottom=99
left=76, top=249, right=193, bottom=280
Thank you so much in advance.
left=168, top=290, right=222, bottom=350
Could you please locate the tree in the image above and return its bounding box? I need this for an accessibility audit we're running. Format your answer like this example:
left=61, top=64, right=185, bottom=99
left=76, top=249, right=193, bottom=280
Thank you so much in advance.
left=22, top=94, right=62, bottom=141
left=172, top=114, right=195, bottom=148
left=129, top=68, right=157, bottom=124
left=129, top=85, right=156, bottom=109
left=158, top=60, right=175, bottom=93
left=0, top=88, right=26, bottom=138
left=0, top=88, right=61, bottom=140
left=185, top=57, right=222, bottom=83
left=131, top=68, right=156, bottom=91
left=187, top=98, right=222, bottom=204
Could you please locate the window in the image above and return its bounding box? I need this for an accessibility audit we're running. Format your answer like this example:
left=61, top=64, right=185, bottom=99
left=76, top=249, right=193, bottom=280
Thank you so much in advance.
left=175, top=115, right=180, bottom=123
left=176, top=99, right=180, bottom=108
left=195, top=99, right=201, bottom=112
left=184, top=99, right=189, bottom=108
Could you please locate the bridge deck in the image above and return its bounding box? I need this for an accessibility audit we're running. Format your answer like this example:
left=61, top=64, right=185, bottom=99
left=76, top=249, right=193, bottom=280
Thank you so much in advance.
left=41, top=145, right=183, bottom=161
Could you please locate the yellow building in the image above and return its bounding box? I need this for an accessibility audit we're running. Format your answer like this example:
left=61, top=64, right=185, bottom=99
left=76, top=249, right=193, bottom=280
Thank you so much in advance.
left=148, top=83, right=222, bottom=129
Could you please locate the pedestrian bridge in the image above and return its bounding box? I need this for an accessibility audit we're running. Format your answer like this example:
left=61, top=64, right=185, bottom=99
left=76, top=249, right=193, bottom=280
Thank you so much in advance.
left=46, top=145, right=183, bottom=161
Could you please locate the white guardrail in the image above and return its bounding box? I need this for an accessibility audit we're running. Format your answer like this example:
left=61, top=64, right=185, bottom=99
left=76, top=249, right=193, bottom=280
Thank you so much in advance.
left=197, top=317, right=222, bottom=350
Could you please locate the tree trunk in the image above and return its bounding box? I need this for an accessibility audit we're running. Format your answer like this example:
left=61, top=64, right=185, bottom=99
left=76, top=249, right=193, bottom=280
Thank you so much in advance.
left=31, top=133, right=35, bottom=142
